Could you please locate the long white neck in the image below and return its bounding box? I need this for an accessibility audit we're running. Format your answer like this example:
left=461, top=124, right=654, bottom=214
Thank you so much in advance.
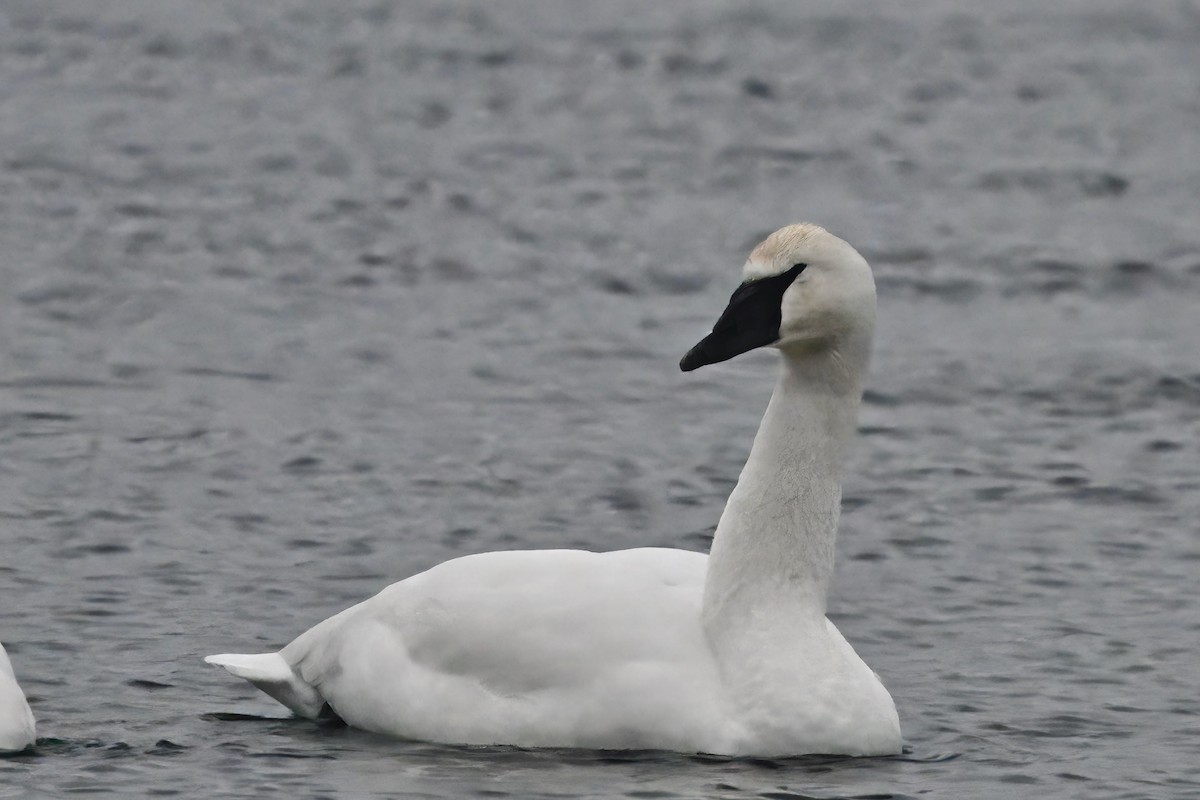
left=702, top=339, right=868, bottom=636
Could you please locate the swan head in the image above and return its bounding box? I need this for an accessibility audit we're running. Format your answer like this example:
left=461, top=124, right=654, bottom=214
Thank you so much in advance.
left=679, top=223, right=876, bottom=372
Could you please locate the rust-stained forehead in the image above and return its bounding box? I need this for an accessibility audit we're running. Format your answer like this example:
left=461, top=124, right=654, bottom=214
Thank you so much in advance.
left=748, top=223, right=829, bottom=264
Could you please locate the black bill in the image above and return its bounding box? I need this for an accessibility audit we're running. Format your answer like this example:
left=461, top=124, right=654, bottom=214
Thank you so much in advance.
left=679, top=263, right=805, bottom=372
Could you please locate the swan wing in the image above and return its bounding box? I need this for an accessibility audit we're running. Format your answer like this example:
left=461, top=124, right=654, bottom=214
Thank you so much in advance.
left=279, top=547, right=727, bottom=749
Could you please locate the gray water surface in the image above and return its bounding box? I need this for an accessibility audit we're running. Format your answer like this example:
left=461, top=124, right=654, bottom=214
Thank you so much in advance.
left=2, top=2, right=1199, bottom=798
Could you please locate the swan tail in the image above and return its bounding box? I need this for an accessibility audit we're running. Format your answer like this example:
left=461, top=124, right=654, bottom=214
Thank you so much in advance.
left=205, top=652, right=326, bottom=720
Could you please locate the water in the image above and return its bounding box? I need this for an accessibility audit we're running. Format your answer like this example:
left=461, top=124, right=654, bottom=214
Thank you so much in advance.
left=1, top=1, right=1198, bottom=797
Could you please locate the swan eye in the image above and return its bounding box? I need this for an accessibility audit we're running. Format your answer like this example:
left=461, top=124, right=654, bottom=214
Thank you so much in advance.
left=792, top=263, right=807, bottom=273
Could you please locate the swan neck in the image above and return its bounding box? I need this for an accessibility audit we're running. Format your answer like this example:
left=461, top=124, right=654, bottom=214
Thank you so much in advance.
left=703, top=347, right=865, bottom=627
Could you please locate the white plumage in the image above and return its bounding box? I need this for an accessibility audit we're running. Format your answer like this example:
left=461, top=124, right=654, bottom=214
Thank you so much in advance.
left=0, top=641, right=36, bottom=753
left=208, top=223, right=902, bottom=756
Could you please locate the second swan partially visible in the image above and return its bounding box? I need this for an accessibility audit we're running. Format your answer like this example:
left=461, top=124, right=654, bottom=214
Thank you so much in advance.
left=0, top=641, right=36, bottom=753
left=207, top=223, right=902, bottom=757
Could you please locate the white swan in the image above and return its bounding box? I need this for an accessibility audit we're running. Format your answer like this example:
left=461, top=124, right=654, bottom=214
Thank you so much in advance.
left=207, top=223, right=902, bottom=756
left=0, top=641, right=36, bottom=753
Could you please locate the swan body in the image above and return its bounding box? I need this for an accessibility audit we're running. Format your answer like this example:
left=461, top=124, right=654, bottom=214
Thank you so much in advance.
left=0, top=642, right=36, bottom=753
left=208, top=223, right=902, bottom=756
